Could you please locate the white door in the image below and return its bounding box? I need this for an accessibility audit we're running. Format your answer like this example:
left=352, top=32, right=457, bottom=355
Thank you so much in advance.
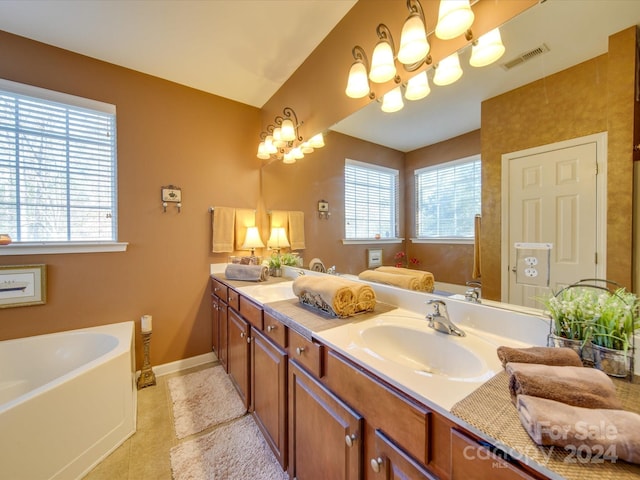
left=502, top=134, right=606, bottom=307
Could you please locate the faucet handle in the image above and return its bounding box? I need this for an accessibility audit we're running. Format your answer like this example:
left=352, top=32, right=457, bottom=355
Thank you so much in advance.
left=426, top=299, right=446, bottom=316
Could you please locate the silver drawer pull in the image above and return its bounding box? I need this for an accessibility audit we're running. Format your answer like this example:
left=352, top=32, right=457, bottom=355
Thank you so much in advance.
left=345, top=434, right=357, bottom=447
left=240, top=332, right=245, bottom=338
left=266, top=325, right=276, bottom=332
left=370, top=457, right=383, bottom=473
left=295, top=346, right=305, bottom=355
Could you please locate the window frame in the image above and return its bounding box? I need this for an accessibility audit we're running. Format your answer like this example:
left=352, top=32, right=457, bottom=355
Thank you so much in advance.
left=412, top=154, right=481, bottom=245
left=0, top=79, right=126, bottom=255
left=343, top=158, right=402, bottom=245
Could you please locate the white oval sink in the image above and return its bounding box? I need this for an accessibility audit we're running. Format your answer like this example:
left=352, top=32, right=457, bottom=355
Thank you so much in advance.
left=237, top=281, right=296, bottom=303
left=360, top=324, right=485, bottom=378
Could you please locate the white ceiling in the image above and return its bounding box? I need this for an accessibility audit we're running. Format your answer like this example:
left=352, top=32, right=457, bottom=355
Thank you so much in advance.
left=0, top=0, right=638, bottom=152
left=0, top=0, right=357, bottom=107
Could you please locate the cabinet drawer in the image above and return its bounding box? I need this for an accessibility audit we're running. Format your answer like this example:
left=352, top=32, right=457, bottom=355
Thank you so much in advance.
left=263, top=311, right=287, bottom=349
left=370, top=429, right=436, bottom=480
left=227, top=288, right=240, bottom=311
left=324, top=349, right=430, bottom=466
left=289, top=329, right=323, bottom=377
left=240, top=295, right=263, bottom=329
left=211, top=278, right=228, bottom=302
left=451, top=429, right=539, bottom=480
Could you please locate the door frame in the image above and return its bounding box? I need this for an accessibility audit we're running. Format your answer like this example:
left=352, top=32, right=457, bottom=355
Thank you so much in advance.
left=500, top=132, right=608, bottom=302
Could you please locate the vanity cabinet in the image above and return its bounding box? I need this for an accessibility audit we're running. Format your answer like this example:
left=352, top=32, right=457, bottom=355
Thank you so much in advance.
left=227, top=308, right=250, bottom=409
left=450, top=429, right=541, bottom=480
left=252, top=326, right=288, bottom=468
left=210, top=278, right=229, bottom=370
left=288, top=360, right=363, bottom=480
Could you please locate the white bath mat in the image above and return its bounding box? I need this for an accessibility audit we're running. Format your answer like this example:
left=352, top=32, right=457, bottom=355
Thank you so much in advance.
left=168, top=366, right=246, bottom=439
left=170, top=415, right=288, bottom=480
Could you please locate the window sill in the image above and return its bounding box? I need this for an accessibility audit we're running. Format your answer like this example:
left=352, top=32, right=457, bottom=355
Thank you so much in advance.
left=0, top=242, right=129, bottom=255
left=410, top=237, right=473, bottom=245
left=342, top=238, right=404, bottom=245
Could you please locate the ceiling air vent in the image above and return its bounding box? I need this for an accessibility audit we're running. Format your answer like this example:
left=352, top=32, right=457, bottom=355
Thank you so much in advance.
left=500, top=44, right=550, bottom=71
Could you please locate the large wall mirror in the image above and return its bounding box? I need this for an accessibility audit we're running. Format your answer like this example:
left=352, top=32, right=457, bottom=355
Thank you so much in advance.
left=261, top=0, right=640, bottom=310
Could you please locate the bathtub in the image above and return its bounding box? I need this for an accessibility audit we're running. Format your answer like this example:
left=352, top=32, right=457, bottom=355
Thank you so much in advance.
left=0, top=321, right=137, bottom=480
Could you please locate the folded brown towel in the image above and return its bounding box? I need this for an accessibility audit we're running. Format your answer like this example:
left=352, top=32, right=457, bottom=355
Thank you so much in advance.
left=506, top=362, right=623, bottom=409
left=292, top=276, right=376, bottom=317
left=224, top=264, right=269, bottom=282
left=353, top=283, right=376, bottom=313
left=358, top=270, right=421, bottom=290
left=517, top=395, right=640, bottom=464
left=375, top=266, right=435, bottom=292
left=497, top=345, right=583, bottom=368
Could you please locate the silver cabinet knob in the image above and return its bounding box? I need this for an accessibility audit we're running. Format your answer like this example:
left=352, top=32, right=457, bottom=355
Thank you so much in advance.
left=240, top=331, right=245, bottom=338
left=228, top=297, right=232, bottom=303
left=266, top=325, right=276, bottom=332
left=246, top=336, right=251, bottom=344
left=370, top=457, right=383, bottom=473
left=345, top=433, right=357, bottom=447
left=295, top=346, right=305, bottom=355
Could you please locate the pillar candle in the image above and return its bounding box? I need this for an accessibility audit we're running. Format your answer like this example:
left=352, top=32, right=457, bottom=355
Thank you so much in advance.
left=141, top=315, right=153, bottom=333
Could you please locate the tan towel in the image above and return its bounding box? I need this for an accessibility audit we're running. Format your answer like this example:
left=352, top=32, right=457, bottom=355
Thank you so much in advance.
left=359, top=269, right=421, bottom=290
left=353, top=283, right=376, bottom=312
left=212, top=206, right=235, bottom=253
left=497, top=345, right=583, bottom=368
left=374, top=266, right=434, bottom=292
left=292, top=276, right=361, bottom=317
left=224, top=264, right=269, bottom=282
left=270, top=210, right=288, bottom=229
left=505, top=362, right=623, bottom=409
left=234, top=208, right=256, bottom=250
left=288, top=211, right=305, bottom=250
left=517, top=395, right=640, bottom=464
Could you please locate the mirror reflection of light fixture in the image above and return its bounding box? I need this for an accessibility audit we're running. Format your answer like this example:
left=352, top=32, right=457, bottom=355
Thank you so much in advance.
left=398, top=0, right=430, bottom=65
left=346, top=46, right=373, bottom=99
left=242, top=226, right=265, bottom=257
left=369, top=24, right=398, bottom=84
left=433, top=52, right=463, bottom=86
left=256, top=107, right=325, bottom=164
left=405, top=70, right=431, bottom=101
left=268, top=227, right=290, bottom=254
left=435, top=0, right=474, bottom=40
left=381, top=86, right=404, bottom=113
left=469, top=28, right=506, bottom=67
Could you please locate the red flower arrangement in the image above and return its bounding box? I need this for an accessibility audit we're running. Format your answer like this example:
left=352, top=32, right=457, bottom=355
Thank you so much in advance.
left=394, top=251, right=420, bottom=268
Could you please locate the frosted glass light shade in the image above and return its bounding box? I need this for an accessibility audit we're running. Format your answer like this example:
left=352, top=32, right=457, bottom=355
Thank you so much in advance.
left=345, top=61, right=370, bottom=98
left=291, top=147, right=304, bottom=159
left=470, top=28, right=505, bottom=67
left=309, top=132, right=325, bottom=148
left=381, top=87, right=404, bottom=113
left=242, top=226, right=265, bottom=251
left=433, top=52, right=463, bottom=86
left=398, top=14, right=430, bottom=65
left=281, top=119, right=296, bottom=141
left=264, top=135, right=278, bottom=154
left=435, top=0, right=474, bottom=40
left=257, top=142, right=270, bottom=160
left=369, top=41, right=396, bottom=83
left=268, top=227, right=290, bottom=248
left=282, top=152, right=296, bottom=164
left=405, top=71, right=431, bottom=101
left=301, top=142, right=314, bottom=154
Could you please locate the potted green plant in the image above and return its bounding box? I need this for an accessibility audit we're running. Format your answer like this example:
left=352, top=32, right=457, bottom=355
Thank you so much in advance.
left=267, top=254, right=282, bottom=277
left=540, top=283, right=639, bottom=377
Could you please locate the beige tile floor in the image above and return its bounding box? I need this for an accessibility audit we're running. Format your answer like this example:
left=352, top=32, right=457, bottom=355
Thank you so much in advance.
left=84, top=361, right=218, bottom=480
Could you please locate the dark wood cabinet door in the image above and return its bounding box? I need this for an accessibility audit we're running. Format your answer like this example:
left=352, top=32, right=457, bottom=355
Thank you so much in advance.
left=218, top=300, right=228, bottom=371
left=288, top=361, right=362, bottom=480
left=211, top=295, right=219, bottom=355
left=227, top=309, right=250, bottom=408
left=252, top=327, right=288, bottom=469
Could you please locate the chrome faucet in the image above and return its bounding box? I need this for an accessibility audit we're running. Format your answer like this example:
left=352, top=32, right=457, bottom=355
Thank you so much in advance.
left=326, top=265, right=337, bottom=275
left=426, top=299, right=465, bottom=337
left=297, top=269, right=305, bottom=276
left=464, top=281, right=482, bottom=303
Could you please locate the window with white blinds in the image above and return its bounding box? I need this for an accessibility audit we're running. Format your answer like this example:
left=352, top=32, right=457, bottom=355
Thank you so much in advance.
left=0, top=80, right=117, bottom=243
left=345, top=159, right=399, bottom=239
left=415, top=155, right=481, bottom=240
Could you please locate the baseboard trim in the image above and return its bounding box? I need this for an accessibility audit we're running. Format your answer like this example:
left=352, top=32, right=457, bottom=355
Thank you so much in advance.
left=137, top=351, right=218, bottom=379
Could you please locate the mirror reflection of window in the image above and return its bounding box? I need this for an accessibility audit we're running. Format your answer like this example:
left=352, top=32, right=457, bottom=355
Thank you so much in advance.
left=344, top=159, right=399, bottom=240
left=415, top=155, right=481, bottom=240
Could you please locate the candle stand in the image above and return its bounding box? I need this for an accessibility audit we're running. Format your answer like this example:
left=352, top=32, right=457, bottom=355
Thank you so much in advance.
left=137, top=331, right=156, bottom=389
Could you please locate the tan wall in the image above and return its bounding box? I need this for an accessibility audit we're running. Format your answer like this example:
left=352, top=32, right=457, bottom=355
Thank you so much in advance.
left=261, top=132, right=404, bottom=273
left=0, top=31, right=262, bottom=368
left=404, top=130, right=481, bottom=285
left=481, top=27, right=637, bottom=300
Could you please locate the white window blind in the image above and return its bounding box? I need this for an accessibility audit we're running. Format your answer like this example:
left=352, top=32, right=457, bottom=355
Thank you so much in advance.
left=0, top=80, right=117, bottom=243
left=345, top=159, right=399, bottom=239
left=415, top=155, right=481, bottom=239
